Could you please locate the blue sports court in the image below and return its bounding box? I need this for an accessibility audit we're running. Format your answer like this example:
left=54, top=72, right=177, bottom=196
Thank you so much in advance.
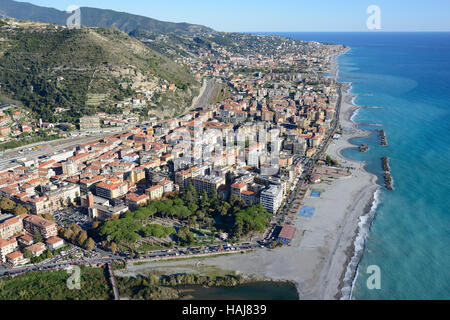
left=298, top=206, right=316, bottom=218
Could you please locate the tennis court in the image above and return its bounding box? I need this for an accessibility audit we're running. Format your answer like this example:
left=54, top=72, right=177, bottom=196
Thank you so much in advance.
left=311, top=191, right=321, bottom=198
left=298, top=206, right=316, bottom=218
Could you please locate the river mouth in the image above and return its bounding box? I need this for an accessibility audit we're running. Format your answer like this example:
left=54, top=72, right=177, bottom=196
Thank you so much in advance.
left=177, top=281, right=299, bottom=300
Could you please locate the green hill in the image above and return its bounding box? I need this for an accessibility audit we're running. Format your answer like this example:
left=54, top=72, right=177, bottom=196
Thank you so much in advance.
left=0, top=20, right=199, bottom=122
left=0, top=0, right=214, bottom=35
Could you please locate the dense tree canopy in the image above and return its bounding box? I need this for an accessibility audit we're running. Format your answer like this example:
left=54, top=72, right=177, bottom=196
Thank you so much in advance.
left=234, top=205, right=271, bottom=238
left=142, top=224, right=176, bottom=238
left=98, top=217, right=142, bottom=244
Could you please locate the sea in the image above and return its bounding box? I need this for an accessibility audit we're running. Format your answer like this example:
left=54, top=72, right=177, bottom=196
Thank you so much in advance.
left=259, top=32, right=450, bottom=300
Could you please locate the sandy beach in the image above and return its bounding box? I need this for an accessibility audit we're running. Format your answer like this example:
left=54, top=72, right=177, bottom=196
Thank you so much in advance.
left=118, top=51, right=380, bottom=300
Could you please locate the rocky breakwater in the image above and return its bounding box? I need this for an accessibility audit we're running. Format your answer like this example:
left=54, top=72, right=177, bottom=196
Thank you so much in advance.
left=381, top=157, right=394, bottom=190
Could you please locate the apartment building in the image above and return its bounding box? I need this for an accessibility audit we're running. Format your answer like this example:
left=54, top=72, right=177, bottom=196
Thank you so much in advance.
left=191, top=175, right=225, bottom=194
left=0, top=238, right=18, bottom=262
left=96, top=181, right=129, bottom=199
left=79, top=116, right=100, bottom=130
left=46, top=236, right=64, bottom=251
left=22, top=215, right=58, bottom=240
left=26, top=242, right=46, bottom=257
left=260, top=185, right=283, bottom=214
left=5, top=251, right=28, bottom=267
left=125, top=193, right=149, bottom=210
left=0, top=216, right=24, bottom=240
left=145, top=185, right=164, bottom=200
left=62, top=160, right=78, bottom=176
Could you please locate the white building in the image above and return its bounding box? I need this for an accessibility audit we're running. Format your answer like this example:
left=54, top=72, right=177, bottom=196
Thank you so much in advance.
left=260, top=185, right=283, bottom=214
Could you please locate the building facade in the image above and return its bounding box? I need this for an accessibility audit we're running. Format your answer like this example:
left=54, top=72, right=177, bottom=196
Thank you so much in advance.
left=260, top=185, right=283, bottom=214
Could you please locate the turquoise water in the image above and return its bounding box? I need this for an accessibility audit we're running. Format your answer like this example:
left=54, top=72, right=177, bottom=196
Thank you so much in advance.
left=264, top=32, right=450, bottom=299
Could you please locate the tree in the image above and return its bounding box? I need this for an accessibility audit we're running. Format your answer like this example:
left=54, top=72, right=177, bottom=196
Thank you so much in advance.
left=142, top=224, right=176, bottom=238
left=200, top=191, right=210, bottom=209
left=229, top=194, right=239, bottom=207
left=43, top=213, right=54, bottom=221
left=109, top=242, right=118, bottom=253
left=326, top=155, right=339, bottom=167
left=85, top=238, right=95, bottom=251
left=176, top=227, right=195, bottom=246
left=92, top=221, right=101, bottom=230
left=196, top=210, right=205, bottom=222
left=209, top=189, right=219, bottom=207
left=182, top=181, right=198, bottom=204
left=219, top=202, right=231, bottom=216
left=62, top=228, right=74, bottom=241
left=234, top=205, right=272, bottom=238
left=98, top=217, right=142, bottom=244
left=24, top=249, right=33, bottom=259
left=189, top=216, right=198, bottom=228
left=0, top=198, right=15, bottom=211
left=69, top=223, right=83, bottom=235
left=77, top=230, right=88, bottom=247
left=33, top=230, right=43, bottom=243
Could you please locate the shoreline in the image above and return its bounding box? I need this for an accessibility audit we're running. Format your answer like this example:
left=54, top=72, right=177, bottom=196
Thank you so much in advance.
left=328, top=64, right=381, bottom=299
left=307, top=77, right=380, bottom=299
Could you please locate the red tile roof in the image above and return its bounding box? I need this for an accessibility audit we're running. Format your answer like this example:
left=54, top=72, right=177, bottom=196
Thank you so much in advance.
left=278, top=225, right=297, bottom=241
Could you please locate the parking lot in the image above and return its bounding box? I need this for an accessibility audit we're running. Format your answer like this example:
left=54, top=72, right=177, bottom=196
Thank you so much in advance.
left=52, top=207, right=92, bottom=230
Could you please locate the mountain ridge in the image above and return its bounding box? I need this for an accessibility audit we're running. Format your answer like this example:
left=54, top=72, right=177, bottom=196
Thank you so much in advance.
left=0, top=0, right=215, bottom=35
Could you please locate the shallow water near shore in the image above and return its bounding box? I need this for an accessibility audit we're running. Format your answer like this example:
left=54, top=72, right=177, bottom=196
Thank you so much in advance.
left=266, top=32, right=450, bottom=299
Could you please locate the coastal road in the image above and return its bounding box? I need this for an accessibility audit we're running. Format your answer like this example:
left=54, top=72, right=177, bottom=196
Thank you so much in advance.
left=0, top=242, right=264, bottom=280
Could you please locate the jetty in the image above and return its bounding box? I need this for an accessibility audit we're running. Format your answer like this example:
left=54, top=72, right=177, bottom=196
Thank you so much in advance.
left=381, top=157, right=394, bottom=190
left=359, top=144, right=369, bottom=152
left=377, top=129, right=388, bottom=146
left=360, top=106, right=383, bottom=109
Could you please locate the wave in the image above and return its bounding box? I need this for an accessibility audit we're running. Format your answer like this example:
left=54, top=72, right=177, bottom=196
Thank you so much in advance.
left=340, top=189, right=381, bottom=300
left=350, top=108, right=360, bottom=123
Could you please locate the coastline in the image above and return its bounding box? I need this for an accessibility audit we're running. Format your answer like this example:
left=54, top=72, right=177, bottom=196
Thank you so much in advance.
left=321, top=49, right=381, bottom=300
left=116, top=49, right=381, bottom=301
left=325, top=83, right=381, bottom=300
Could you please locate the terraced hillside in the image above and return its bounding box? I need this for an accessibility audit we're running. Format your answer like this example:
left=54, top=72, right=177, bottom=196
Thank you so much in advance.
left=0, top=20, right=199, bottom=123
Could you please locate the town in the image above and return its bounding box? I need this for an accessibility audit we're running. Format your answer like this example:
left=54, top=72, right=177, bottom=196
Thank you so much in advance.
left=0, top=32, right=347, bottom=275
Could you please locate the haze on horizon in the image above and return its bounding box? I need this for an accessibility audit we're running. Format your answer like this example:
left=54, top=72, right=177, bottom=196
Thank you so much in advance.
left=19, top=0, right=450, bottom=32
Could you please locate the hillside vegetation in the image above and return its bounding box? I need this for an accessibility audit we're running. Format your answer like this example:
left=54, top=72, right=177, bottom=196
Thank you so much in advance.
left=0, top=0, right=213, bottom=35
left=0, top=21, right=199, bottom=123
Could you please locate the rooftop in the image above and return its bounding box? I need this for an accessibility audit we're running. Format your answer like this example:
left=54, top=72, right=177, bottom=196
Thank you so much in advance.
left=278, top=225, right=297, bottom=241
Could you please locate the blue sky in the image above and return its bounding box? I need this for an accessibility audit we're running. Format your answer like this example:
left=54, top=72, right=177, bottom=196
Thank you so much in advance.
left=25, top=0, right=450, bottom=32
